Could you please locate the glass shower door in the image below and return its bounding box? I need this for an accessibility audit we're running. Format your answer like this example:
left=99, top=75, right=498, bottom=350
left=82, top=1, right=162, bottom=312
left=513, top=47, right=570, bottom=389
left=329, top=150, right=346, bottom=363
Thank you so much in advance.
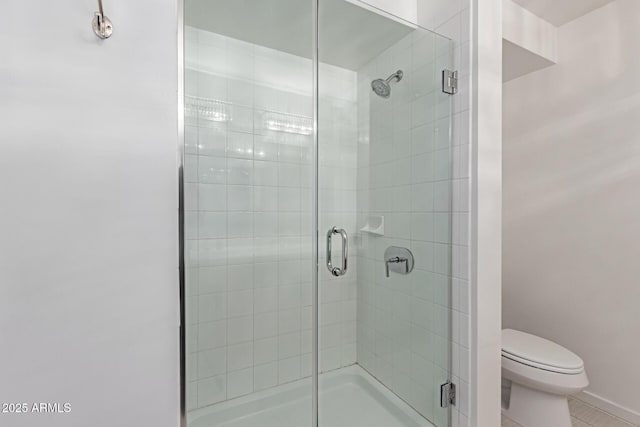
left=317, top=2, right=454, bottom=426
left=183, top=1, right=315, bottom=425
left=182, top=1, right=454, bottom=426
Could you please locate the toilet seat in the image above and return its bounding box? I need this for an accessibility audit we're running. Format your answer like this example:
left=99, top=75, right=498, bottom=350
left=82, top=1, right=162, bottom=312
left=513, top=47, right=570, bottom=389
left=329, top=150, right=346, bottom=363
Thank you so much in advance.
left=502, top=329, right=584, bottom=374
left=502, top=351, right=584, bottom=374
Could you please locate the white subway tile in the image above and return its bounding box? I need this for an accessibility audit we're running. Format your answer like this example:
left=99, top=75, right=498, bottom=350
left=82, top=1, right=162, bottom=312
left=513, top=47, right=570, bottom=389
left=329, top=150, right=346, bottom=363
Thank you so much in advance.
left=199, top=125, right=227, bottom=157
left=278, top=332, right=301, bottom=359
left=197, top=375, right=226, bottom=407
left=227, top=342, right=253, bottom=372
left=253, top=362, right=278, bottom=391
left=227, top=131, right=254, bottom=159
left=198, top=293, right=227, bottom=322
left=253, top=186, right=278, bottom=211
left=198, top=320, right=227, bottom=350
left=199, top=184, right=227, bottom=211
left=198, top=348, right=227, bottom=379
left=254, top=312, right=278, bottom=339
left=227, top=159, right=253, bottom=185
left=227, top=368, right=253, bottom=399
left=227, top=316, right=253, bottom=344
left=227, top=290, right=253, bottom=318
left=254, top=337, right=278, bottom=365
left=198, top=156, right=227, bottom=184
left=227, top=212, right=253, bottom=238
left=253, top=288, right=277, bottom=314
left=199, top=212, right=227, bottom=239
left=278, top=356, right=301, bottom=384
left=199, top=266, right=227, bottom=294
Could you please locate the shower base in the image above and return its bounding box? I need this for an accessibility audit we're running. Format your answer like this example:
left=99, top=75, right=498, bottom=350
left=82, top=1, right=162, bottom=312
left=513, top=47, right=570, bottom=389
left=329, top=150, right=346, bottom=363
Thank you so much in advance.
left=188, top=365, right=434, bottom=427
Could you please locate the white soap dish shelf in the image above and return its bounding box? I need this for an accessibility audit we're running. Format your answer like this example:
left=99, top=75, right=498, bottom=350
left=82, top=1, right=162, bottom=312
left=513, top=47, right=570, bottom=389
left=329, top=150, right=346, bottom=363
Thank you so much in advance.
left=359, top=215, right=384, bottom=236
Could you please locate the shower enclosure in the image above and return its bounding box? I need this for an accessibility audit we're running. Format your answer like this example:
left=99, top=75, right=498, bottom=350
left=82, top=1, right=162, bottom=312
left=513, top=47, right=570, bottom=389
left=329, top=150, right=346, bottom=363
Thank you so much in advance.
left=180, top=1, right=455, bottom=426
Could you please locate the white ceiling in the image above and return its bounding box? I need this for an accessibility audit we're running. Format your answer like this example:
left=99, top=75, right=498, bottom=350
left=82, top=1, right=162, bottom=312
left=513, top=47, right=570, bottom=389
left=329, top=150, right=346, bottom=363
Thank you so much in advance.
left=512, top=0, right=616, bottom=26
left=185, top=0, right=415, bottom=71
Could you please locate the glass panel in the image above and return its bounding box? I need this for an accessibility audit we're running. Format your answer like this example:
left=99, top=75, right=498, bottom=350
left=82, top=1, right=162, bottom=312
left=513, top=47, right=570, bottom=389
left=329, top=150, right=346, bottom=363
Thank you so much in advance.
left=183, top=1, right=314, bottom=425
left=183, top=2, right=454, bottom=426
left=317, top=1, right=454, bottom=426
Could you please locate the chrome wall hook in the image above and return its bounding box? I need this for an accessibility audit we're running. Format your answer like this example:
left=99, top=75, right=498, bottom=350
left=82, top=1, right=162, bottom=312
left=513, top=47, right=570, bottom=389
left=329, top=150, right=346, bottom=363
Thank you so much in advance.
left=92, top=0, right=113, bottom=39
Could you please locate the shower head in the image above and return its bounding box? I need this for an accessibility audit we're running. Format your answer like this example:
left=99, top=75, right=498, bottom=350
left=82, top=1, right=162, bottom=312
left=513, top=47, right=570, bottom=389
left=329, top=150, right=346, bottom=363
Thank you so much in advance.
left=371, top=70, right=403, bottom=98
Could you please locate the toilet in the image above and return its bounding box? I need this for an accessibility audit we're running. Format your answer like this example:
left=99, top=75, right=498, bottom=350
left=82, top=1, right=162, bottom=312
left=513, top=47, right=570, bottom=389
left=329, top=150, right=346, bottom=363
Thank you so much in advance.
left=502, top=329, right=589, bottom=427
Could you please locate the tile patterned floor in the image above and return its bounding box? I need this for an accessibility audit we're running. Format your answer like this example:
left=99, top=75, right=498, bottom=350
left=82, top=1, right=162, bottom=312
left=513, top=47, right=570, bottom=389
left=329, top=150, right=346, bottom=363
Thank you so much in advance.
left=501, top=397, right=638, bottom=427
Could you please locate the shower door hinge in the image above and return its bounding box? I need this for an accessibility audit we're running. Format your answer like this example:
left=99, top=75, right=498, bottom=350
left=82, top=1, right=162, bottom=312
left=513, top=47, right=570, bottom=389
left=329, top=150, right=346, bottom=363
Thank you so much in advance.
left=442, top=69, right=458, bottom=95
left=440, top=381, right=456, bottom=408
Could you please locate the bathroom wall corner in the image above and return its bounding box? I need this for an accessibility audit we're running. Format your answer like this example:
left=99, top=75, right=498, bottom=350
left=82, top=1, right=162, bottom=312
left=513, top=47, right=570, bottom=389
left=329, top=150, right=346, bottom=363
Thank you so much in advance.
left=470, top=0, right=503, bottom=425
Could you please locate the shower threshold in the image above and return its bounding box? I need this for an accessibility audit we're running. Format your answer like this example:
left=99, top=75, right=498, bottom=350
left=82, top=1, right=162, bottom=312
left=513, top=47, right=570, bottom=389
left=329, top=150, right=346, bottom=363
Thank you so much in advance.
left=188, top=365, right=434, bottom=427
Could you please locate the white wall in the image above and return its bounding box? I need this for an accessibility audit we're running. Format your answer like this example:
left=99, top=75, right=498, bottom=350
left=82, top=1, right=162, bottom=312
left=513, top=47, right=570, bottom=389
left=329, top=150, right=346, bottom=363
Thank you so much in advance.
left=503, top=0, right=640, bottom=423
left=471, top=0, right=503, bottom=426
left=0, top=2, right=179, bottom=427
left=502, top=0, right=557, bottom=82
left=502, top=0, right=557, bottom=63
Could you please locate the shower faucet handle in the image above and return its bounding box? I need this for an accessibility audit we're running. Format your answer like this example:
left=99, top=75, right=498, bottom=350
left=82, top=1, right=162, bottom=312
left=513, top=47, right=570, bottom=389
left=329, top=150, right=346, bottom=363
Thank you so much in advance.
left=383, top=246, right=414, bottom=278
left=385, top=256, right=408, bottom=277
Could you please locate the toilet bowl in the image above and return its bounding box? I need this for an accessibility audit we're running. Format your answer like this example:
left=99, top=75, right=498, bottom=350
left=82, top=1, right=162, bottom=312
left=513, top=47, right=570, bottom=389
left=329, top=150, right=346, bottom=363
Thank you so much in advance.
left=501, top=329, right=589, bottom=427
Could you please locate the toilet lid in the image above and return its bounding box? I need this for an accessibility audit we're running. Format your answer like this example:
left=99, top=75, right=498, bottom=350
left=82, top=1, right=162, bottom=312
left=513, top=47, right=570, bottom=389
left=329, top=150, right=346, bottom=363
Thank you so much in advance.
left=502, top=329, right=584, bottom=374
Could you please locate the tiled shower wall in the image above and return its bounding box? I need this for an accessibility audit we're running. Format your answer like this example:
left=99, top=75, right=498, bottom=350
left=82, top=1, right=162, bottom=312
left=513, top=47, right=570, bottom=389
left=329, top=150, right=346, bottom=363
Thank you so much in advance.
left=184, top=27, right=358, bottom=411
left=355, top=30, right=454, bottom=426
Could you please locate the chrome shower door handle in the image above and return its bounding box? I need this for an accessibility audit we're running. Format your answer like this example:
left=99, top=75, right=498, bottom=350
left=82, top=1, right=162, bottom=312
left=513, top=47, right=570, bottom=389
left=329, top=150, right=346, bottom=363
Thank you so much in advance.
left=326, top=226, right=348, bottom=277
